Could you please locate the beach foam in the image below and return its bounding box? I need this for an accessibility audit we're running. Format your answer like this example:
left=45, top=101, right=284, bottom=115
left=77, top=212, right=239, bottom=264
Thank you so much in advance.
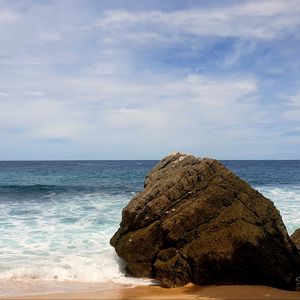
left=1, top=185, right=299, bottom=290
left=0, top=160, right=300, bottom=297
left=0, top=191, right=152, bottom=296
left=257, top=185, right=300, bottom=234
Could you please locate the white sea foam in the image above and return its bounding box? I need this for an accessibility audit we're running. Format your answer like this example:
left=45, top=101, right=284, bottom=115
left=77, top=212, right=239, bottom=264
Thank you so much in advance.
left=0, top=191, right=153, bottom=296
left=1, top=184, right=300, bottom=296
left=0, top=250, right=151, bottom=285
left=257, top=185, right=300, bottom=234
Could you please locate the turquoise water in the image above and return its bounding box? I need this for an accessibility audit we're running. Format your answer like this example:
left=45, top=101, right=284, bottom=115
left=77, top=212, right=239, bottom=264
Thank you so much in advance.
left=0, top=160, right=299, bottom=295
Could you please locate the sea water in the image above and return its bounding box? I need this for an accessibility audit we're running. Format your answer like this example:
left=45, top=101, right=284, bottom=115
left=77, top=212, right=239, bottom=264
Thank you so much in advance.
left=0, top=160, right=299, bottom=296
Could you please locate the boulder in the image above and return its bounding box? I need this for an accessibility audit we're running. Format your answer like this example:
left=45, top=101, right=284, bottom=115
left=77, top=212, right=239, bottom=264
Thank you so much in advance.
left=292, top=229, right=300, bottom=250
left=110, top=153, right=300, bottom=290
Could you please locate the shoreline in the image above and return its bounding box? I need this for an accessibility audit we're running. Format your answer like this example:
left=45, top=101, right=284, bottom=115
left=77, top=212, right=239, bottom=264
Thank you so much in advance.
left=2, top=283, right=300, bottom=300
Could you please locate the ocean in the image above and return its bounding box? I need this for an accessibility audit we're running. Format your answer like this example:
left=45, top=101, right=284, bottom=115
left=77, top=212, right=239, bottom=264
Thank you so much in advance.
left=0, top=160, right=300, bottom=296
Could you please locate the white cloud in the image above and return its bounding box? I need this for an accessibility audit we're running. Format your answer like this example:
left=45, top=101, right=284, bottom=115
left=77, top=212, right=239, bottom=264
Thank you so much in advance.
left=116, top=74, right=255, bottom=129
left=0, top=72, right=259, bottom=143
left=102, top=107, right=165, bottom=131
left=93, top=64, right=116, bottom=75
left=282, top=92, right=300, bottom=123
left=30, top=123, right=91, bottom=139
left=24, top=91, right=45, bottom=97
left=39, top=32, right=62, bottom=42
left=221, top=41, right=256, bottom=68
left=289, top=93, right=300, bottom=106
left=92, top=0, right=300, bottom=42
left=0, top=0, right=298, bottom=158
left=0, top=96, right=89, bottom=140
left=283, top=110, right=300, bottom=122
left=0, top=8, right=19, bottom=24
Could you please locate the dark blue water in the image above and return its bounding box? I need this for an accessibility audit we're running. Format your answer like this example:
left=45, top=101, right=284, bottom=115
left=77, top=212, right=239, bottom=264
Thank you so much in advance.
left=0, top=161, right=156, bottom=197
left=0, top=160, right=299, bottom=292
left=1, top=160, right=299, bottom=198
left=223, top=160, right=300, bottom=186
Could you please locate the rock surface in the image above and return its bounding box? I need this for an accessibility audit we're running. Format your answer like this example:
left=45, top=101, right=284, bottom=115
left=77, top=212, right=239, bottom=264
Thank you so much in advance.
left=291, top=229, right=300, bottom=250
left=110, top=153, right=300, bottom=290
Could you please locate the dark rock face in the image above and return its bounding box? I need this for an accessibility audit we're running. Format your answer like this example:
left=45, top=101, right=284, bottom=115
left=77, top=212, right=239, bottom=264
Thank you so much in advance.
left=110, top=153, right=300, bottom=290
left=292, top=229, right=300, bottom=250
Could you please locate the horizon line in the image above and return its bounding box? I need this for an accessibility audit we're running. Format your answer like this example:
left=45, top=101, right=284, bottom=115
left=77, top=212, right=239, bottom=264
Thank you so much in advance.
left=0, top=159, right=300, bottom=162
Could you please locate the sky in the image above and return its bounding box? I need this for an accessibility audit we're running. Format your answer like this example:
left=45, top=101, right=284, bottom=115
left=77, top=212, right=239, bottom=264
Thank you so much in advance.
left=0, top=0, right=299, bottom=160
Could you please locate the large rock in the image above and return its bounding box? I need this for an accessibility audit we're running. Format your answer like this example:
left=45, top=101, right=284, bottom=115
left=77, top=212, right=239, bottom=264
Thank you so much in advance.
left=292, top=229, right=300, bottom=250
left=110, top=153, right=300, bottom=290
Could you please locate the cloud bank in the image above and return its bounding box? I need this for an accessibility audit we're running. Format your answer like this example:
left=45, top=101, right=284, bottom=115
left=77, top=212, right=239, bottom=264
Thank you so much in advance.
left=0, top=0, right=299, bottom=159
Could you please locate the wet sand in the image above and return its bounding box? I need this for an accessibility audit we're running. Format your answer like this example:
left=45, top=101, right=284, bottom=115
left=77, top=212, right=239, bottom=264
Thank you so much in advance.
left=4, top=284, right=300, bottom=300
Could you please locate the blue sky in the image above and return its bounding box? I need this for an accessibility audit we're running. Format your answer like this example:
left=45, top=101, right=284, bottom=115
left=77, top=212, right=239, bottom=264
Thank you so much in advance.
left=0, top=0, right=299, bottom=159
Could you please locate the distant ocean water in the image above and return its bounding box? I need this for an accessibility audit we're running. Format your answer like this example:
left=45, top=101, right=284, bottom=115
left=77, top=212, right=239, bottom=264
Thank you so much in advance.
left=0, top=160, right=300, bottom=295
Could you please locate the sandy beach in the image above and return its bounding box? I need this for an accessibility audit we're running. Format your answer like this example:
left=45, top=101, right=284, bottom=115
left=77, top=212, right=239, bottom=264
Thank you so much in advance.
left=3, top=284, right=300, bottom=300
